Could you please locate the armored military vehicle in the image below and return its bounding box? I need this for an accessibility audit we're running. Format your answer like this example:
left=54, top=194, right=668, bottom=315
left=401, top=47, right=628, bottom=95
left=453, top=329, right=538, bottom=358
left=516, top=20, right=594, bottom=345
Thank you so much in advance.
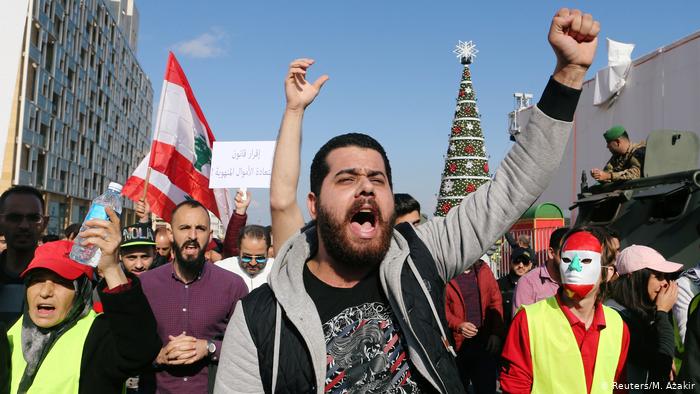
left=573, top=130, right=700, bottom=268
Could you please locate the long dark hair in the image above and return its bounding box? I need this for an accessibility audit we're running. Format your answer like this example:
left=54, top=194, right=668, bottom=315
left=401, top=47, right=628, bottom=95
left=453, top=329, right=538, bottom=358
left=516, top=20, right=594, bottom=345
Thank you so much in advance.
left=608, top=268, right=657, bottom=322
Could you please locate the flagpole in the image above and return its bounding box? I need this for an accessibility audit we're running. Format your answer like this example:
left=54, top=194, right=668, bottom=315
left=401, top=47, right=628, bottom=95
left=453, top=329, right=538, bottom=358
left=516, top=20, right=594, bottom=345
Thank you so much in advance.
left=141, top=53, right=173, bottom=202
left=141, top=167, right=152, bottom=202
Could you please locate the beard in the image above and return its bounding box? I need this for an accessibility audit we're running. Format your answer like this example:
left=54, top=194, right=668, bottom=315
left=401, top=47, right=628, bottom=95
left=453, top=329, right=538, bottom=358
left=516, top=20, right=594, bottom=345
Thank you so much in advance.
left=172, top=240, right=206, bottom=278
left=316, top=197, right=394, bottom=270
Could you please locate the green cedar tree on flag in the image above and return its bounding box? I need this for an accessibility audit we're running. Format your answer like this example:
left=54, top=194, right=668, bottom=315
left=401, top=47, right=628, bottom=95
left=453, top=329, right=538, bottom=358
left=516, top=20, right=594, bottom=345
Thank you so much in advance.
left=435, top=41, right=491, bottom=216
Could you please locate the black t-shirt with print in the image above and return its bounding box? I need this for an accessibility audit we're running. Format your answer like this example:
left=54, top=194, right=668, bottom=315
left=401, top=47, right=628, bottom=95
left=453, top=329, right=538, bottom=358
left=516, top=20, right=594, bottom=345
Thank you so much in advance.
left=303, top=263, right=428, bottom=393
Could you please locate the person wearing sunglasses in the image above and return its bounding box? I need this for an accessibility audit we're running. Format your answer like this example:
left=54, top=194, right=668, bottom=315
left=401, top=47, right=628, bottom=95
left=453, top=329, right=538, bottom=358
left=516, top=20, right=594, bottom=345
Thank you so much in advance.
left=216, top=225, right=273, bottom=292
left=498, top=247, right=534, bottom=331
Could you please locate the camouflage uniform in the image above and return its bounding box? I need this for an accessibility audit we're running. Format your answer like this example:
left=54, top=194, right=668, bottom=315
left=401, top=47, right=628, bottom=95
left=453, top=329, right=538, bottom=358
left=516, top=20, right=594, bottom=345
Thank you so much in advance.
left=602, top=141, right=646, bottom=182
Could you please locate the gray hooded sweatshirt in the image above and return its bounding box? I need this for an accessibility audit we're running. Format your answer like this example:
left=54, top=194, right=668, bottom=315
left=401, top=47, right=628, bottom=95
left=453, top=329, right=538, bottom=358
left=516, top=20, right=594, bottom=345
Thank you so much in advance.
left=214, top=104, right=573, bottom=393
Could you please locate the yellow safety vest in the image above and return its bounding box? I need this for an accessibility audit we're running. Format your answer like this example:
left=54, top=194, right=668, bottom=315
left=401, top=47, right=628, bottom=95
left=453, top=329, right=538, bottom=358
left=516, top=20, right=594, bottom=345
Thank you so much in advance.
left=8, top=310, right=97, bottom=393
left=524, top=296, right=624, bottom=394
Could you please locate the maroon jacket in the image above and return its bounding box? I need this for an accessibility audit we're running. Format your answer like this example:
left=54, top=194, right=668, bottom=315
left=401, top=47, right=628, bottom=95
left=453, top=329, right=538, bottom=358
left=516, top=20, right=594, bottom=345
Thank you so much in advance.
left=445, top=261, right=505, bottom=351
left=222, top=212, right=247, bottom=258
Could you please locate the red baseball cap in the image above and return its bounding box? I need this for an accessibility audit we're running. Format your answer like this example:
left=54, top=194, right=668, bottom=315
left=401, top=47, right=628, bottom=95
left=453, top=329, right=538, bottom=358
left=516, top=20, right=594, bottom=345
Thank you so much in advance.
left=21, top=240, right=94, bottom=280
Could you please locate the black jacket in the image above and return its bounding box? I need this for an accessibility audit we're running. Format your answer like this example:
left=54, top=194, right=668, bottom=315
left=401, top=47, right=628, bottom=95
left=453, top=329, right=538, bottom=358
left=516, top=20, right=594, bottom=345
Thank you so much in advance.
left=497, top=273, right=519, bottom=329
left=5, top=277, right=161, bottom=394
left=608, top=301, right=674, bottom=390
left=79, top=278, right=162, bottom=393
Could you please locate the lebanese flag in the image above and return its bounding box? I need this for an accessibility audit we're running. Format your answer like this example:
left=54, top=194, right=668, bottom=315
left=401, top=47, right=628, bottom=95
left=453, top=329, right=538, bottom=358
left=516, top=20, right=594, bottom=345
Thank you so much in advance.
left=123, top=52, right=232, bottom=226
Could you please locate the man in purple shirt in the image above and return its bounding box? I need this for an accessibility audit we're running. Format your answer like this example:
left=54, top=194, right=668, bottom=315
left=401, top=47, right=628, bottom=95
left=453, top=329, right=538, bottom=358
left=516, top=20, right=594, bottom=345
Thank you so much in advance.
left=140, top=200, right=248, bottom=393
left=512, top=227, right=568, bottom=314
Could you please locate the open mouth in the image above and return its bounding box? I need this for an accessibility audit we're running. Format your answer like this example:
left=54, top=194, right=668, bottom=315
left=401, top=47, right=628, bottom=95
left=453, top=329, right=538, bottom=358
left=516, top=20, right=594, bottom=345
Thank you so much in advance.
left=183, top=242, right=199, bottom=254
left=349, top=207, right=378, bottom=239
left=36, top=304, right=55, bottom=316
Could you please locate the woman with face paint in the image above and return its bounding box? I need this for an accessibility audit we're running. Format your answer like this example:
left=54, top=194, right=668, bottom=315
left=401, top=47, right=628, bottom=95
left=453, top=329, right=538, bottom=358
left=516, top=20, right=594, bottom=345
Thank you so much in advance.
left=500, top=228, right=630, bottom=394
left=606, top=245, right=682, bottom=392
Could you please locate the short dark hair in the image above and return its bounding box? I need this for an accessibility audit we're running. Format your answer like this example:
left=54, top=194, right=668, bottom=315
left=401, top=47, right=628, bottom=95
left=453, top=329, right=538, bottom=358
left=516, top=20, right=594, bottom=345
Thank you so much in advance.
left=309, top=133, right=393, bottom=198
left=171, top=199, right=210, bottom=225
left=394, top=193, right=420, bottom=217
left=64, top=223, right=81, bottom=239
left=0, top=185, right=45, bottom=213
left=238, top=224, right=271, bottom=250
left=548, top=227, right=569, bottom=253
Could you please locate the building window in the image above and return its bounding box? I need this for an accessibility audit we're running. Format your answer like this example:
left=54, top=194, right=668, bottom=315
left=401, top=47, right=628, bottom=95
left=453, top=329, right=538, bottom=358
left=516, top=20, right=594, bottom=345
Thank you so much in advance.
left=31, top=23, right=41, bottom=47
left=21, top=146, right=31, bottom=170
left=36, top=153, right=46, bottom=187
left=45, top=40, right=55, bottom=71
left=27, top=64, right=37, bottom=102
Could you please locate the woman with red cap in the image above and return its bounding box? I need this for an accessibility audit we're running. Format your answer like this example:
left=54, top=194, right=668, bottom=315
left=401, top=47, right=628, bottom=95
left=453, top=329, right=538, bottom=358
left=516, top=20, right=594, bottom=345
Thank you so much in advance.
left=606, top=244, right=683, bottom=392
left=499, top=227, right=630, bottom=394
left=3, top=208, right=161, bottom=393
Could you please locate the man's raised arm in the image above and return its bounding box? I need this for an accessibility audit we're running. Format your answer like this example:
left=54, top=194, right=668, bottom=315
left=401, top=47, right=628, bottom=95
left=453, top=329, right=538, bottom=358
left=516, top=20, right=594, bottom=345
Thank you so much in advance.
left=417, top=9, right=600, bottom=280
left=270, top=59, right=328, bottom=252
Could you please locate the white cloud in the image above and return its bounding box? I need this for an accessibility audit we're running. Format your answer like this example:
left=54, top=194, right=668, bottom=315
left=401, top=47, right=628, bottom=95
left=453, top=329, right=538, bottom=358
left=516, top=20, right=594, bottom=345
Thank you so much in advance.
left=172, top=28, right=228, bottom=58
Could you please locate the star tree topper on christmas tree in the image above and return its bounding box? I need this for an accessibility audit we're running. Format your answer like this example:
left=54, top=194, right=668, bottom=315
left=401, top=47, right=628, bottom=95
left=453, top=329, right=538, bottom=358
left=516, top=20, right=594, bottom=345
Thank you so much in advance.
left=453, top=40, right=478, bottom=64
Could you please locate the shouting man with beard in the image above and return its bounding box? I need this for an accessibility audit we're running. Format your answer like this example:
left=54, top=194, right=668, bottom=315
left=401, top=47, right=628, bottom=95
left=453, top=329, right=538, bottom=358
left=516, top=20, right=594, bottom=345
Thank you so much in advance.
left=215, top=8, right=600, bottom=394
left=140, top=200, right=248, bottom=393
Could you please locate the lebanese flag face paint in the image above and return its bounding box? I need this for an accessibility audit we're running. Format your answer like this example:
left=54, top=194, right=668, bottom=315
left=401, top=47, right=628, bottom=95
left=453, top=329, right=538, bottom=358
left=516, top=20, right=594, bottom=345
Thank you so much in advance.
left=559, top=232, right=602, bottom=299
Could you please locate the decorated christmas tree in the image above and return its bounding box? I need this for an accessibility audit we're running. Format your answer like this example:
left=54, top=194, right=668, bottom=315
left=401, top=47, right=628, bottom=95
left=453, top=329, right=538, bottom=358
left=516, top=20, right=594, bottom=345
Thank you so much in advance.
left=435, top=41, right=491, bottom=217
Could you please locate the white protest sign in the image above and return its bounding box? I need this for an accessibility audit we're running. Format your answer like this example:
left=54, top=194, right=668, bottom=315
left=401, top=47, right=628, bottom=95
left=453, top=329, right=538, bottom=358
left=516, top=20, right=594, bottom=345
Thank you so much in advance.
left=209, top=141, right=276, bottom=189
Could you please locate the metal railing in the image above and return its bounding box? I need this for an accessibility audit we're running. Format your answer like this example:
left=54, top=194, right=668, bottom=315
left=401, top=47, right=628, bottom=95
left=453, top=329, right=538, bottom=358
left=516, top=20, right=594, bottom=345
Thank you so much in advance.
left=494, top=226, right=564, bottom=278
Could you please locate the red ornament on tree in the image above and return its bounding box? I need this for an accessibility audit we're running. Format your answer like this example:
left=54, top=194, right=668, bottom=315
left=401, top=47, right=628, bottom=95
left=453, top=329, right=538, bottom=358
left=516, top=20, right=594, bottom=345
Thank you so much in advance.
left=440, top=202, right=453, bottom=215
left=466, top=183, right=476, bottom=193
left=452, top=125, right=461, bottom=134
left=448, top=163, right=457, bottom=173
left=459, top=90, right=465, bottom=97
left=464, top=145, right=474, bottom=154
left=483, top=163, right=489, bottom=173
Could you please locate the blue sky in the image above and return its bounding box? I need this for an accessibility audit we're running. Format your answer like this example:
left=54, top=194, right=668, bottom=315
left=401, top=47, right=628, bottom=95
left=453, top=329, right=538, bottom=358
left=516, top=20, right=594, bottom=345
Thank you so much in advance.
left=134, top=1, right=700, bottom=224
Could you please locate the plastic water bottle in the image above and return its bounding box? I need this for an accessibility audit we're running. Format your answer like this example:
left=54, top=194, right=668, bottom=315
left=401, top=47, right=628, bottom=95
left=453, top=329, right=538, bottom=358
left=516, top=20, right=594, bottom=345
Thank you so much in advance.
left=70, top=182, right=123, bottom=266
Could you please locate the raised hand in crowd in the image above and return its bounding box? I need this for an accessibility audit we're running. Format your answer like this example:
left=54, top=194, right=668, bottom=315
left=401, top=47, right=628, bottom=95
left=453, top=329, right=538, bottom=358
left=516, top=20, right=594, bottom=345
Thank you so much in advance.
left=78, top=207, right=128, bottom=288
left=135, top=199, right=151, bottom=224
left=548, top=8, right=600, bottom=89
left=270, top=59, right=329, bottom=253
left=284, top=58, right=329, bottom=112
left=234, top=188, right=251, bottom=215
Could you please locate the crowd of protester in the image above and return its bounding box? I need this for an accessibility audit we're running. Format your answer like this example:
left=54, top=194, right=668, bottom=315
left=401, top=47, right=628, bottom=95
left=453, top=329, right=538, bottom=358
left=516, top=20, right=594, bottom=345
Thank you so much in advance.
left=1, top=8, right=699, bottom=394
